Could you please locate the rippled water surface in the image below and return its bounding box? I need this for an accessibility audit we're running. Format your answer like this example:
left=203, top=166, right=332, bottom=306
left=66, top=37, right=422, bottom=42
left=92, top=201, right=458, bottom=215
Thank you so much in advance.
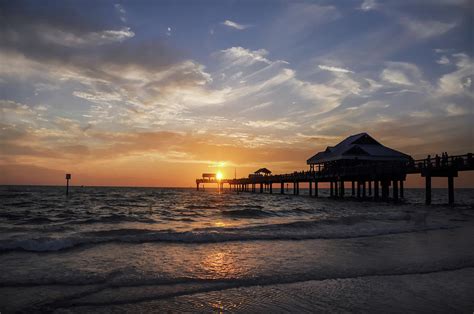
left=0, top=186, right=473, bottom=312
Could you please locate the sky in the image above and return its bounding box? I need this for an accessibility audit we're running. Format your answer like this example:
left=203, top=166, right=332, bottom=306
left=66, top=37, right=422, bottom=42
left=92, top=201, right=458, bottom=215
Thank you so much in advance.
left=0, top=0, right=473, bottom=187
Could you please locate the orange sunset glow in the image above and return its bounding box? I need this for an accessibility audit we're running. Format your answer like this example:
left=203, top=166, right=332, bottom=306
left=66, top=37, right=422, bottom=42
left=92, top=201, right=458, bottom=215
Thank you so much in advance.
left=0, top=0, right=473, bottom=188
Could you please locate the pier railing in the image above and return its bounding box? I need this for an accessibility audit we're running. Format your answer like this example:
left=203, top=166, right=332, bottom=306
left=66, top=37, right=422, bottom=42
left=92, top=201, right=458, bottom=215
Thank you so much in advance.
left=407, top=153, right=473, bottom=174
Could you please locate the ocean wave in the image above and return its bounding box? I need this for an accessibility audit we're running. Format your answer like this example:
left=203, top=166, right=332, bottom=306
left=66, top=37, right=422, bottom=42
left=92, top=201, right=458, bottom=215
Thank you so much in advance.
left=221, top=208, right=272, bottom=218
left=0, top=223, right=455, bottom=253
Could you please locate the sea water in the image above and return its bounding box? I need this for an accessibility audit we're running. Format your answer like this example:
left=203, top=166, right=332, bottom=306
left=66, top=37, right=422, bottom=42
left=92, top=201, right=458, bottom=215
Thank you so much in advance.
left=0, top=186, right=473, bottom=312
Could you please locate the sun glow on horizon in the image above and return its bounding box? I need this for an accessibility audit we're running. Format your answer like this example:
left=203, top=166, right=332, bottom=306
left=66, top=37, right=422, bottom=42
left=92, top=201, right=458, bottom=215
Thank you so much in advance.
left=216, top=171, right=223, bottom=180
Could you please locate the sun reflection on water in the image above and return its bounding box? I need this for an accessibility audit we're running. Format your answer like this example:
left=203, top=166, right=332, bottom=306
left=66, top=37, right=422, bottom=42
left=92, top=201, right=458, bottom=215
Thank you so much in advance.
left=200, top=249, right=240, bottom=279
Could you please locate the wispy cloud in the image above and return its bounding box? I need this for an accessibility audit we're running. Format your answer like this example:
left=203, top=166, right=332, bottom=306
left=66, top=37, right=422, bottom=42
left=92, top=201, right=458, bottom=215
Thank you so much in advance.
left=402, top=18, right=457, bottom=39
left=39, top=26, right=135, bottom=47
left=222, top=20, right=251, bottom=30
left=436, top=56, right=450, bottom=65
left=114, top=4, right=127, bottom=23
left=318, top=65, right=354, bottom=74
left=360, top=0, right=377, bottom=11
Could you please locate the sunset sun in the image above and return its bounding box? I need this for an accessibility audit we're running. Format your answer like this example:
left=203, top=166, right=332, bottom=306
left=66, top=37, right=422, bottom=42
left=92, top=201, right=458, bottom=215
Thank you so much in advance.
left=216, top=171, right=223, bottom=180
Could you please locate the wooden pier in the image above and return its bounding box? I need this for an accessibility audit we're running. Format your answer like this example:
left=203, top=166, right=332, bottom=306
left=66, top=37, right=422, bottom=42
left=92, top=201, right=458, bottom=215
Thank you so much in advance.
left=196, top=133, right=473, bottom=205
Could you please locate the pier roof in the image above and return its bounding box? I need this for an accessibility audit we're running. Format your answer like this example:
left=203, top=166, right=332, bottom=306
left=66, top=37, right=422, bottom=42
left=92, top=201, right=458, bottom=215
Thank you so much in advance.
left=254, top=168, right=272, bottom=175
left=307, top=133, right=411, bottom=164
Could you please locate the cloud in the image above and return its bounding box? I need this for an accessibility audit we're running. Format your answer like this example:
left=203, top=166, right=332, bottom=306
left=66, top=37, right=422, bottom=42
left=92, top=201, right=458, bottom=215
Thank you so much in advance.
left=222, top=20, right=250, bottom=30
left=218, top=47, right=272, bottom=66
left=114, top=4, right=127, bottom=23
left=401, top=18, right=457, bottom=39
left=380, top=62, right=425, bottom=86
left=38, top=26, right=135, bottom=47
left=437, top=53, right=474, bottom=95
left=318, top=65, right=354, bottom=74
left=436, top=56, right=450, bottom=65
left=360, top=0, right=377, bottom=11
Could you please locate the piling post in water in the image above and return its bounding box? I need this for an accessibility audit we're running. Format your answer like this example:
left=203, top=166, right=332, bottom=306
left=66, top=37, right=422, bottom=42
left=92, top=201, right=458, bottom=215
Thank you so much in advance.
left=400, top=180, right=404, bottom=198
left=425, top=175, right=431, bottom=205
left=330, top=181, right=334, bottom=197
left=314, top=181, right=318, bottom=198
left=448, top=175, right=454, bottom=205
left=351, top=181, right=355, bottom=196
left=65, top=173, right=71, bottom=195
left=393, top=179, right=399, bottom=202
left=340, top=180, right=345, bottom=198
left=309, top=180, right=313, bottom=196
left=281, top=182, right=284, bottom=194
left=374, top=180, right=379, bottom=200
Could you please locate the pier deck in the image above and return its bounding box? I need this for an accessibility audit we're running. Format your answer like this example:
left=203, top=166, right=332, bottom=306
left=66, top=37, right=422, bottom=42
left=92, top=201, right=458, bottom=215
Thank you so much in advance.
left=196, top=153, right=473, bottom=205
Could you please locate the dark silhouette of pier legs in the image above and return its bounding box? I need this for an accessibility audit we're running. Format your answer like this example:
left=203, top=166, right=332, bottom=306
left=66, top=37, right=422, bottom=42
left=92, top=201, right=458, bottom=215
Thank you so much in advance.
left=425, top=176, right=431, bottom=205
left=314, top=181, right=318, bottom=197
left=357, top=181, right=361, bottom=198
left=362, top=181, right=366, bottom=198
left=374, top=180, right=379, bottom=200
left=330, top=182, right=334, bottom=197
left=335, top=181, right=339, bottom=197
left=196, top=183, right=199, bottom=191
left=260, top=183, right=264, bottom=193
left=368, top=181, right=372, bottom=196
left=400, top=180, right=404, bottom=198
left=293, top=182, right=296, bottom=195
left=340, top=180, right=345, bottom=198
left=309, top=181, right=313, bottom=196
left=351, top=181, right=355, bottom=196
left=270, top=183, right=273, bottom=194
left=296, top=182, right=300, bottom=195
left=393, top=180, right=399, bottom=202
left=281, top=182, right=284, bottom=194
left=381, top=180, right=389, bottom=201
left=448, top=175, right=454, bottom=205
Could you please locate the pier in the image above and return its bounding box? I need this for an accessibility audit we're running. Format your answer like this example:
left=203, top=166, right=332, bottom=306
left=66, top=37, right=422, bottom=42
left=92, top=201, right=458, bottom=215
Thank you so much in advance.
left=196, top=133, right=473, bottom=205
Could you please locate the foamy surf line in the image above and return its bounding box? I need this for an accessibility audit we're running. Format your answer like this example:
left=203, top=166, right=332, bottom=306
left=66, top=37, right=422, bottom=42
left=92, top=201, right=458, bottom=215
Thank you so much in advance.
left=0, top=224, right=456, bottom=253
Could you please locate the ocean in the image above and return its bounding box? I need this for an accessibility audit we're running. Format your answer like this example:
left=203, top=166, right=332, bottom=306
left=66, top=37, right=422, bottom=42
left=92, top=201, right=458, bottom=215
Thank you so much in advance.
left=1, top=185, right=473, bottom=312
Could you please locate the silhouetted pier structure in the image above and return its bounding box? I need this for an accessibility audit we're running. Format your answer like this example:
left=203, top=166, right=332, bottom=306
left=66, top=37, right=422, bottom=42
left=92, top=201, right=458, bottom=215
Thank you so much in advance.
left=196, top=133, right=473, bottom=205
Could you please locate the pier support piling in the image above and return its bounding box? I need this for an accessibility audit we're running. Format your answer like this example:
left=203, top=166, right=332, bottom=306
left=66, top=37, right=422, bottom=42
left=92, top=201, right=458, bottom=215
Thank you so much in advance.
left=381, top=180, right=389, bottom=201
left=314, top=181, right=318, bottom=198
left=260, top=183, right=264, bottom=193
left=393, top=180, right=399, bottom=202
left=374, top=180, right=379, bottom=200
left=356, top=181, right=361, bottom=198
left=281, top=182, right=284, bottom=194
left=351, top=181, right=355, bottom=196
left=400, top=180, right=404, bottom=199
left=309, top=181, right=313, bottom=196
left=340, top=180, right=345, bottom=198
left=425, top=176, right=431, bottom=205
left=330, top=181, right=334, bottom=197
left=448, top=175, right=454, bottom=205
left=270, top=183, right=273, bottom=194
left=368, top=181, right=372, bottom=196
